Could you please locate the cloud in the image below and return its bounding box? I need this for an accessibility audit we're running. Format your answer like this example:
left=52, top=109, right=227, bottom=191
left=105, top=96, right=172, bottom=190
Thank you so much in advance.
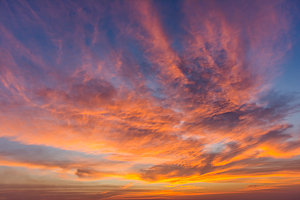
left=36, top=78, right=116, bottom=109
left=216, top=156, right=300, bottom=176
left=0, top=0, right=299, bottom=197
left=0, top=137, right=125, bottom=173
left=258, top=125, right=292, bottom=143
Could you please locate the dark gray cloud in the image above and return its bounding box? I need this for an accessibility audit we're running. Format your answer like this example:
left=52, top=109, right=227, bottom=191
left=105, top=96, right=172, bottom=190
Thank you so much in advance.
left=36, top=78, right=116, bottom=109
left=258, top=125, right=293, bottom=143
left=69, top=78, right=116, bottom=107
left=187, top=92, right=298, bottom=132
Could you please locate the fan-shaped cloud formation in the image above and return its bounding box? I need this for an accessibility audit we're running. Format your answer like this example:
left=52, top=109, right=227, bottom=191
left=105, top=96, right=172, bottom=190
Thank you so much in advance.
left=0, top=0, right=300, bottom=199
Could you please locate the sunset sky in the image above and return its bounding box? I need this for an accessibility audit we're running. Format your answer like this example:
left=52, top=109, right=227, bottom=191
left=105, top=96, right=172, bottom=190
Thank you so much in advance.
left=1, top=0, right=300, bottom=199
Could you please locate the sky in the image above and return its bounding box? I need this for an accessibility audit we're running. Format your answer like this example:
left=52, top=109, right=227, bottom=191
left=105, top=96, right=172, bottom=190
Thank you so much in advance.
left=0, top=0, right=300, bottom=199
